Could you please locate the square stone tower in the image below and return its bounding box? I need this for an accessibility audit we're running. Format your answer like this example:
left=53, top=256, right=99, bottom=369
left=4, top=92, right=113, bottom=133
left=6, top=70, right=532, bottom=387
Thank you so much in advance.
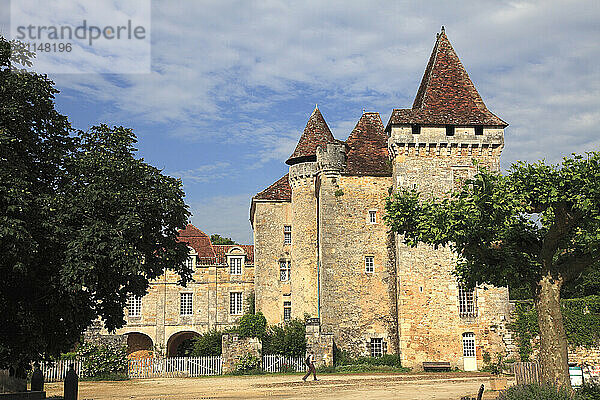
left=386, top=27, right=511, bottom=370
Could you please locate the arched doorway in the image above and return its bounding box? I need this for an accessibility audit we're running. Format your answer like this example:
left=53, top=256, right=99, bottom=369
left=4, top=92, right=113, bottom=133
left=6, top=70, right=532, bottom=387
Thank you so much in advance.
left=166, top=331, right=200, bottom=357
left=125, top=332, right=154, bottom=356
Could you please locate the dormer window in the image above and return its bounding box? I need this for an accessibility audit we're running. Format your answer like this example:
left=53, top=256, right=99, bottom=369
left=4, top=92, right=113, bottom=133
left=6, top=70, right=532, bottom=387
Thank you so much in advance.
left=475, top=125, right=484, bottom=135
left=445, top=125, right=455, bottom=136
left=229, top=256, right=243, bottom=275
left=411, top=124, right=420, bottom=135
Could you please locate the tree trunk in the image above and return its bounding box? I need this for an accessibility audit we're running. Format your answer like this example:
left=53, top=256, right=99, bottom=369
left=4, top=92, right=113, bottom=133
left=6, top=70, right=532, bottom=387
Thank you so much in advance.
left=534, top=270, right=570, bottom=388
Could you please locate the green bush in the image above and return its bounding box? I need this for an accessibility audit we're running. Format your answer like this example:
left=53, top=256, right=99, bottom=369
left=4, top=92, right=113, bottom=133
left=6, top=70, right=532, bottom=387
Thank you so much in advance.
left=191, top=330, right=225, bottom=356
left=77, top=342, right=128, bottom=379
left=577, top=383, right=600, bottom=400
left=237, top=312, right=267, bottom=339
left=234, top=353, right=261, bottom=373
left=498, top=384, right=600, bottom=400
left=262, top=319, right=306, bottom=357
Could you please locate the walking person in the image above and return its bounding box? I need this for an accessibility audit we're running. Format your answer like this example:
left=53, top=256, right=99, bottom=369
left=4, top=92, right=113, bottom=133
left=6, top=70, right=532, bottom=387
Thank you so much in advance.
left=302, top=352, right=318, bottom=381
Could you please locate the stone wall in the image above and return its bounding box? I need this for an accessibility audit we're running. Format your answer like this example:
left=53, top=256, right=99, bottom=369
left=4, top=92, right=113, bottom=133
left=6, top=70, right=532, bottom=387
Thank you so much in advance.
left=318, top=173, right=398, bottom=356
left=305, top=319, right=334, bottom=367
left=252, top=201, right=292, bottom=325
left=221, top=334, right=262, bottom=374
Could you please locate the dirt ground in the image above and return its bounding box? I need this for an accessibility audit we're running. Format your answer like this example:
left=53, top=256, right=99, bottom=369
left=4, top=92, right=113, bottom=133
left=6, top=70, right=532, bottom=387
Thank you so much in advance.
left=44, top=372, right=503, bottom=400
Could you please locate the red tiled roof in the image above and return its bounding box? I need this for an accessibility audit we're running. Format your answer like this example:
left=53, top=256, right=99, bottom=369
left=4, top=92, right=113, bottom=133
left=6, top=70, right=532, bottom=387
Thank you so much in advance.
left=213, top=245, right=254, bottom=265
left=286, top=107, right=336, bottom=165
left=344, top=112, right=391, bottom=177
left=177, top=224, right=216, bottom=259
left=253, top=174, right=291, bottom=201
left=387, top=28, right=507, bottom=130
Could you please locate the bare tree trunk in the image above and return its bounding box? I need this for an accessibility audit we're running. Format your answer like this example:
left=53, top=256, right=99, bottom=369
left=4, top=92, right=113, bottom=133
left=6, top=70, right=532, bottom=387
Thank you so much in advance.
left=534, top=270, right=570, bottom=388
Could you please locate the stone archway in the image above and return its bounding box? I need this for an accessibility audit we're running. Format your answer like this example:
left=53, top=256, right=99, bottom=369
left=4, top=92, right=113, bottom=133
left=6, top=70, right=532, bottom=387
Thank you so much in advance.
left=166, top=331, right=200, bottom=357
left=125, top=332, right=154, bottom=356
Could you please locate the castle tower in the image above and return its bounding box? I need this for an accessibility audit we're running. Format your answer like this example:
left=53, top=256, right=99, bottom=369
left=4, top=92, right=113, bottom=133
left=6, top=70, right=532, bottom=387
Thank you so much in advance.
left=386, top=28, right=510, bottom=370
left=286, top=106, right=336, bottom=320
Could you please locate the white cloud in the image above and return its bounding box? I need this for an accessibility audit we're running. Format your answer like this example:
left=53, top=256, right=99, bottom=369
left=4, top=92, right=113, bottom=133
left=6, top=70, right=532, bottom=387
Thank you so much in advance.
left=189, top=194, right=253, bottom=244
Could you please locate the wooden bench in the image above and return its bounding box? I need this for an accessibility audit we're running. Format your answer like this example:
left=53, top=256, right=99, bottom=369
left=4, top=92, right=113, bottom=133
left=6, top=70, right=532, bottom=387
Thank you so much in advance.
left=422, top=361, right=451, bottom=371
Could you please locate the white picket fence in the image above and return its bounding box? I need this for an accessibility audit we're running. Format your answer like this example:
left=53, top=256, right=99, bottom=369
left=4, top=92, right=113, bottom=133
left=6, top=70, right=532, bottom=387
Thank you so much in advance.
left=262, top=355, right=305, bottom=373
left=42, top=355, right=302, bottom=381
left=41, top=360, right=83, bottom=383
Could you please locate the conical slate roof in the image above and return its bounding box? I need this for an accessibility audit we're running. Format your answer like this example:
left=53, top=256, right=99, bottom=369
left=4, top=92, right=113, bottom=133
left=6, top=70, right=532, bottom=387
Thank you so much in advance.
left=253, top=173, right=291, bottom=201
left=286, top=106, right=336, bottom=165
left=345, top=112, right=391, bottom=176
left=387, top=28, right=507, bottom=129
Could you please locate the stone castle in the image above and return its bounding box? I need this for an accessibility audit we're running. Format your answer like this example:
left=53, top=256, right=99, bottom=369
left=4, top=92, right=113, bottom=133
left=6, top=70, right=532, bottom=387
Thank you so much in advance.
left=250, top=28, right=511, bottom=371
left=108, top=28, right=512, bottom=371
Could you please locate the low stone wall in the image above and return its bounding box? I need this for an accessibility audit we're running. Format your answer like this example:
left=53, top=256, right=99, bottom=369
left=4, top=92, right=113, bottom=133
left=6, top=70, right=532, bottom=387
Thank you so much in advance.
left=305, top=319, right=333, bottom=367
left=221, top=334, right=262, bottom=374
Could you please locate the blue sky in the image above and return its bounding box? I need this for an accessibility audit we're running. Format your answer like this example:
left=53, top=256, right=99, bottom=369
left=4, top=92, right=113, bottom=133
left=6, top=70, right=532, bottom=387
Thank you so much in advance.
left=1, top=1, right=599, bottom=244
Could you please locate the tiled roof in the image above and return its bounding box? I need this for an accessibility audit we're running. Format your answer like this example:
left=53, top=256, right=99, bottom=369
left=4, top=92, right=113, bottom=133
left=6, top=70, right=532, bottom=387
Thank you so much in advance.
left=213, top=245, right=254, bottom=265
left=286, top=107, right=336, bottom=165
left=177, top=224, right=216, bottom=259
left=253, top=174, right=291, bottom=201
left=344, top=112, right=391, bottom=177
left=387, top=28, right=507, bottom=130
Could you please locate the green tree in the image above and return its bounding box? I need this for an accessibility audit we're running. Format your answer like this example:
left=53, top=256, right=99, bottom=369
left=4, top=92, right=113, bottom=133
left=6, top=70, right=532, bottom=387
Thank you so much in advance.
left=385, top=153, right=600, bottom=388
left=210, top=234, right=237, bottom=245
left=262, top=319, right=306, bottom=357
left=237, top=312, right=267, bottom=339
left=0, top=37, right=192, bottom=369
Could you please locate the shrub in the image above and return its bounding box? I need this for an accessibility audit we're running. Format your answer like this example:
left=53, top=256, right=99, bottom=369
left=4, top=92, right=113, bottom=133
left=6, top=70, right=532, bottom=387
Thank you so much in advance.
left=262, top=319, right=306, bottom=357
left=191, top=330, right=225, bottom=356
left=237, top=312, right=267, bottom=339
left=498, top=384, right=584, bottom=400
left=577, top=383, right=600, bottom=400
left=77, top=342, right=128, bottom=379
left=234, top=353, right=261, bottom=373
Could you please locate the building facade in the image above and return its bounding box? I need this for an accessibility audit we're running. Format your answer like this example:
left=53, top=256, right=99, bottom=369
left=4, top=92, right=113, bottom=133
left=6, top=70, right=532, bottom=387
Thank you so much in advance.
left=113, top=224, right=254, bottom=357
left=250, top=28, right=512, bottom=370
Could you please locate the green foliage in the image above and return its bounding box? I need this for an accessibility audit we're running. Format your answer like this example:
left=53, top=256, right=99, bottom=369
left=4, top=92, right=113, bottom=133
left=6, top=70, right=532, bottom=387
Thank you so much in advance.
left=512, top=297, right=600, bottom=359
left=262, top=319, right=306, bottom=358
left=77, top=342, right=127, bottom=379
left=334, top=189, right=344, bottom=197
left=237, top=312, right=267, bottom=339
left=0, top=37, right=191, bottom=368
left=191, top=330, right=225, bottom=356
left=210, top=234, right=237, bottom=245
left=246, top=292, right=256, bottom=315
left=234, top=353, right=261, bottom=373
left=499, top=383, right=600, bottom=400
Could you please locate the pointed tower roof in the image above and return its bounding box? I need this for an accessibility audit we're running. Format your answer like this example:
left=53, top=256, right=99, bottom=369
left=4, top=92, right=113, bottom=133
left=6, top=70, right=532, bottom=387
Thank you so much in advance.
left=387, top=28, right=507, bottom=129
left=253, top=173, right=292, bottom=201
left=344, top=112, right=391, bottom=176
left=286, top=106, right=336, bottom=165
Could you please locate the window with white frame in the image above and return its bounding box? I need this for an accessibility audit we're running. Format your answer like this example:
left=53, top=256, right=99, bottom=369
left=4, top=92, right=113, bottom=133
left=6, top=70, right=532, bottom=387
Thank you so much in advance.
left=458, top=286, right=477, bottom=317
left=283, top=301, right=291, bottom=321
left=127, top=295, right=142, bottom=317
left=370, top=338, right=383, bottom=357
left=230, top=292, right=243, bottom=315
left=284, top=225, right=292, bottom=244
left=368, top=210, right=377, bottom=224
left=365, top=256, right=374, bottom=274
left=229, top=257, right=243, bottom=275
left=184, top=256, right=194, bottom=269
left=180, top=293, right=193, bottom=316
left=462, top=332, right=476, bottom=357
left=280, top=260, right=291, bottom=281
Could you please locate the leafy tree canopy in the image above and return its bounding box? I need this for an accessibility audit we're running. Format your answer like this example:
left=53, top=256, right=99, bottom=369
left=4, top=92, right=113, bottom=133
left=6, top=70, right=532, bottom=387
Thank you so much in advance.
left=0, top=37, right=192, bottom=368
left=385, top=153, right=600, bottom=387
left=210, top=234, right=237, bottom=245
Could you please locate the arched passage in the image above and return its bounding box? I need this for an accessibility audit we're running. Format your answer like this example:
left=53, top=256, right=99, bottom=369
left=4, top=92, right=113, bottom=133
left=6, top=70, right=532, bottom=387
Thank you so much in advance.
left=125, top=332, right=154, bottom=356
left=166, top=331, right=200, bottom=357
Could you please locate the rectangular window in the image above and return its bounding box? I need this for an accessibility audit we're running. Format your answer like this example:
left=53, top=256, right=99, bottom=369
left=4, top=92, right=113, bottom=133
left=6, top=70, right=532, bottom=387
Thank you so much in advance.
left=280, top=260, right=291, bottom=282
left=284, top=225, right=292, bottom=245
left=458, top=287, right=477, bottom=317
left=368, top=210, right=377, bottom=224
left=411, top=124, right=420, bottom=135
left=229, top=257, right=243, bottom=275
left=365, top=256, right=374, bottom=274
left=462, top=333, right=476, bottom=357
left=184, top=256, right=194, bottom=269
left=446, top=125, right=455, bottom=136
left=475, top=125, right=484, bottom=135
left=230, top=292, right=243, bottom=315
left=370, top=338, right=383, bottom=357
left=127, top=295, right=142, bottom=317
left=180, top=293, right=193, bottom=316
left=283, top=301, right=291, bottom=321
